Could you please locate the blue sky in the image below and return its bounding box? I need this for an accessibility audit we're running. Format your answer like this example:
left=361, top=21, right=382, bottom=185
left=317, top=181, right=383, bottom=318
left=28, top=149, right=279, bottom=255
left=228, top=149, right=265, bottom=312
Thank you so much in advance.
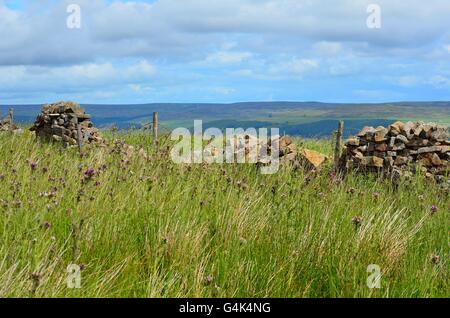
left=1, top=0, right=450, bottom=104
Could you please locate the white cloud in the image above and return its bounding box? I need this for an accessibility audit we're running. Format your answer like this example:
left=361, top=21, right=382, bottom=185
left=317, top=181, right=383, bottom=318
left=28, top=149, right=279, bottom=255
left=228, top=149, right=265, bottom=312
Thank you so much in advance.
left=429, top=75, right=450, bottom=88
left=1, top=0, right=450, bottom=66
left=205, top=51, right=253, bottom=64
left=1, top=0, right=450, bottom=103
left=328, top=62, right=358, bottom=76
left=68, top=63, right=116, bottom=80
left=396, top=76, right=420, bottom=87
left=313, top=42, right=342, bottom=56
left=124, top=60, right=156, bottom=78
left=270, top=58, right=319, bottom=77
left=0, top=60, right=156, bottom=93
left=129, top=84, right=154, bottom=93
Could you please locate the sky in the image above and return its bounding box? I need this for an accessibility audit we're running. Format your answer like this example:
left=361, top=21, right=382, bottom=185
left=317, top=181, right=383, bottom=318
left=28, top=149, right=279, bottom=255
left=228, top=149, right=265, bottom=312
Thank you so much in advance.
left=1, top=0, right=450, bottom=104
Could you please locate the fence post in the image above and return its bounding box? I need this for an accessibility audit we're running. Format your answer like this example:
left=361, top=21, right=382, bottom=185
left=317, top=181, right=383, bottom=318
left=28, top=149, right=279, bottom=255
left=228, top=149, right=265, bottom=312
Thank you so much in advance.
left=76, top=118, right=83, bottom=156
left=9, top=108, right=14, bottom=132
left=153, top=112, right=158, bottom=151
left=334, top=121, right=344, bottom=171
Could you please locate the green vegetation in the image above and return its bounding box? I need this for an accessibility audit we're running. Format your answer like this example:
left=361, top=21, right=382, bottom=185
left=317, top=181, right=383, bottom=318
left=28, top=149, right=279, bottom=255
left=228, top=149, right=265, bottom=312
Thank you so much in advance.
left=0, top=131, right=448, bottom=298
left=5, top=102, right=450, bottom=138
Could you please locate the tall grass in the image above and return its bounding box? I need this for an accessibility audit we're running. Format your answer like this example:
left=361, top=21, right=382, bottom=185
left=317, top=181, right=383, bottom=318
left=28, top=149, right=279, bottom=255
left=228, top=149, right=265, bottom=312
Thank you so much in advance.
left=0, top=130, right=448, bottom=298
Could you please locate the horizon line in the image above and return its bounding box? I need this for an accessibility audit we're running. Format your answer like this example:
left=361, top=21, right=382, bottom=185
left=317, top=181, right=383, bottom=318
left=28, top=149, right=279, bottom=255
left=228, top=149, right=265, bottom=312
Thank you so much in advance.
left=3, top=100, right=450, bottom=107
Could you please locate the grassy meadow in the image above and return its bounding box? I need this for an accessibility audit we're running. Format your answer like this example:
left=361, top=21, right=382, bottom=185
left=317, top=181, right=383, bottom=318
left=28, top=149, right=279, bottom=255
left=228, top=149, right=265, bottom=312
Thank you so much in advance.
left=0, top=130, right=448, bottom=298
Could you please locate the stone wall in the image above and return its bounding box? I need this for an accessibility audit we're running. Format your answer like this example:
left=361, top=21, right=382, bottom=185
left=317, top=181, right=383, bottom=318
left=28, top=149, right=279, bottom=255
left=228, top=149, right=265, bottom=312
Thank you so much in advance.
left=341, top=121, right=449, bottom=180
left=220, top=134, right=327, bottom=169
left=30, top=101, right=103, bottom=146
left=0, top=112, right=22, bottom=133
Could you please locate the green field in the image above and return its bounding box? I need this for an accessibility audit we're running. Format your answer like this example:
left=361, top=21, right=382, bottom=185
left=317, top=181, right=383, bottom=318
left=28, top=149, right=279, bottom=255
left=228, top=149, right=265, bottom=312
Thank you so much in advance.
left=0, top=131, right=448, bottom=298
left=5, top=102, right=450, bottom=138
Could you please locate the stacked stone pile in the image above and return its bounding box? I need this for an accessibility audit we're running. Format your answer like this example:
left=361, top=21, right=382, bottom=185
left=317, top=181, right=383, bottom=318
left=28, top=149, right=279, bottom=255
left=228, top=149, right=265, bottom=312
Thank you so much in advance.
left=0, top=112, right=22, bottom=133
left=277, top=136, right=297, bottom=162
left=341, top=121, right=449, bottom=178
left=221, top=134, right=297, bottom=163
left=272, top=136, right=327, bottom=168
left=0, top=118, right=17, bottom=132
left=30, top=101, right=103, bottom=146
left=221, top=134, right=327, bottom=169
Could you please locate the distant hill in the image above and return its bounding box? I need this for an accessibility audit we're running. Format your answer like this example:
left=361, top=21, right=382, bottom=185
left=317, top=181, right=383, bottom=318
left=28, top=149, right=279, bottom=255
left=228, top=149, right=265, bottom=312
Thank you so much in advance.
left=2, top=101, right=449, bottom=138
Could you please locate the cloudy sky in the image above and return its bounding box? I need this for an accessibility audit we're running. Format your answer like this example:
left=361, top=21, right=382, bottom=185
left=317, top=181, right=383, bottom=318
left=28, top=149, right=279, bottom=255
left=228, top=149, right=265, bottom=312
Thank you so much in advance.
left=1, top=0, right=450, bottom=104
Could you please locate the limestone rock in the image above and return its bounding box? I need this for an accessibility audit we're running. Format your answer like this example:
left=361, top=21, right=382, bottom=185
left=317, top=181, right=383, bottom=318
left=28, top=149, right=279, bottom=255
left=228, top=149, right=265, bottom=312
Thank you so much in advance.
left=394, top=156, right=409, bottom=166
left=345, top=138, right=360, bottom=146
left=358, top=126, right=376, bottom=137
left=396, top=135, right=409, bottom=144
left=374, top=127, right=389, bottom=142
left=279, top=136, right=292, bottom=148
left=390, top=121, right=405, bottom=135
left=376, top=143, right=388, bottom=152
left=299, top=149, right=327, bottom=169
left=361, top=156, right=384, bottom=168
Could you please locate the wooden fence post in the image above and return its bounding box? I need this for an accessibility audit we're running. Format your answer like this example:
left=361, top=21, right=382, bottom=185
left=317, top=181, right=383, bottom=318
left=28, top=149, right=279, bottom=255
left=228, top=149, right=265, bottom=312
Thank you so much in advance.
left=334, top=121, right=344, bottom=171
left=76, top=118, right=83, bottom=156
left=153, top=112, right=158, bottom=150
left=9, top=108, right=14, bottom=132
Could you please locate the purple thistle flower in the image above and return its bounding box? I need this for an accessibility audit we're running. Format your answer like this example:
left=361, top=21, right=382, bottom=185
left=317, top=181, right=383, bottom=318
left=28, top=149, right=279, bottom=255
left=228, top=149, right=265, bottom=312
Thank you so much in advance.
left=430, top=205, right=438, bottom=214
left=84, top=168, right=95, bottom=178
left=30, top=162, right=37, bottom=171
left=42, top=221, right=52, bottom=229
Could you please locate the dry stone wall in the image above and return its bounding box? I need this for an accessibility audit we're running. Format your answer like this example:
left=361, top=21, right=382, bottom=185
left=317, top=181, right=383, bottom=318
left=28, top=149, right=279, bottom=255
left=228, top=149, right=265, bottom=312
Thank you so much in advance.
left=30, top=101, right=103, bottom=147
left=216, top=134, right=297, bottom=163
left=341, top=121, right=449, bottom=180
left=221, top=134, right=327, bottom=169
